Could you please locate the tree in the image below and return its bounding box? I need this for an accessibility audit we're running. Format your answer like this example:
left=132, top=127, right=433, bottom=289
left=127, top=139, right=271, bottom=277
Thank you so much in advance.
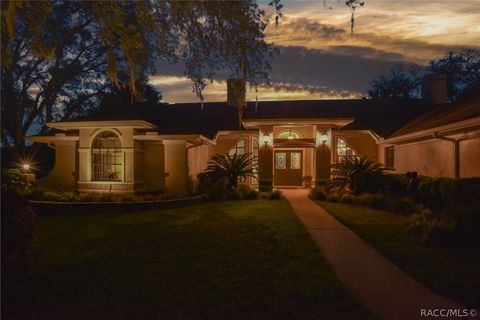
left=369, top=49, right=480, bottom=101
left=206, top=153, right=256, bottom=191
left=1, top=1, right=109, bottom=158
left=368, top=64, right=423, bottom=99
left=1, top=0, right=281, bottom=157
left=331, top=156, right=386, bottom=195
left=2, top=0, right=365, bottom=158
left=426, top=49, right=480, bottom=101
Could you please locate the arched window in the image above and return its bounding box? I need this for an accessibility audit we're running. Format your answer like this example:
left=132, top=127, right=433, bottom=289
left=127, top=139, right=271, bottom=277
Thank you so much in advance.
left=336, top=138, right=356, bottom=163
left=91, top=131, right=122, bottom=181
left=276, top=129, right=301, bottom=140
left=229, top=139, right=246, bottom=155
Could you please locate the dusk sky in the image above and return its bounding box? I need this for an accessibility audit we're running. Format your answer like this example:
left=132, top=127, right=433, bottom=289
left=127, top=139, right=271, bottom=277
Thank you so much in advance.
left=151, top=0, right=480, bottom=103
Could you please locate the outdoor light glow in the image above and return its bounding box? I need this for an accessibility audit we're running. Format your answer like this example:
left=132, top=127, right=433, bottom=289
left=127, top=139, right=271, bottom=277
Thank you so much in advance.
left=321, top=132, right=328, bottom=143
left=263, top=134, right=270, bottom=145
left=22, top=163, right=31, bottom=171
left=287, top=130, right=294, bottom=140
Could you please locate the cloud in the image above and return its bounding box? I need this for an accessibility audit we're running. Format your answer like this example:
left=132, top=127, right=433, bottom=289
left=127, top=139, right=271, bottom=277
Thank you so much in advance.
left=151, top=44, right=404, bottom=102
left=149, top=1, right=480, bottom=102
left=266, top=8, right=480, bottom=64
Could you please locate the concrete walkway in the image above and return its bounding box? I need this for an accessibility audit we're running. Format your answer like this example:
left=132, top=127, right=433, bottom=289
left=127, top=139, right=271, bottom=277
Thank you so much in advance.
left=282, top=189, right=463, bottom=320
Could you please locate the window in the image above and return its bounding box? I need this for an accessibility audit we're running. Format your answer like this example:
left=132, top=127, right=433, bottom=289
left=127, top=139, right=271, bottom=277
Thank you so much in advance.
left=276, top=153, right=286, bottom=169
left=290, top=152, right=301, bottom=169
left=229, top=139, right=246, bottom=155
left=336, top=138, right=356, bottom=163
left=385, top=146, right=395, bottom=168
left=91, top=131, right=122, bottom=181
left=276, top=130, right=301, bottom=140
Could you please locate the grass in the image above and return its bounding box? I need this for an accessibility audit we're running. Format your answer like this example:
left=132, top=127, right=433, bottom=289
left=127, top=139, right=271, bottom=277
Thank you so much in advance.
left=4, top=200, right=373, bottom=320
left=319, top=201, right=480, bottom=307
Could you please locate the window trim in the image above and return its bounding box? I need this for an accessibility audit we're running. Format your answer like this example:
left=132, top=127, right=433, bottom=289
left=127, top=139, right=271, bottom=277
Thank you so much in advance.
left=335, top=137, right=357, bottom=163
left=91, top=130, right=123, bottom=182
left=275, top=129, right=302, bottom=140
left=385, top=146, right=395, bottom=169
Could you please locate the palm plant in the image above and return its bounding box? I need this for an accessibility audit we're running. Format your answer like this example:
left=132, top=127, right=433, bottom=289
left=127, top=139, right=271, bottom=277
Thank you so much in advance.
left=331, top=156, right=386, bottom=195
left=206, top=153, right=257, bottom=191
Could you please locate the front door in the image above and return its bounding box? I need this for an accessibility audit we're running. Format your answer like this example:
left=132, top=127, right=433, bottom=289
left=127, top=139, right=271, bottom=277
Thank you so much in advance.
left=274, top=150, right=303, bottom=186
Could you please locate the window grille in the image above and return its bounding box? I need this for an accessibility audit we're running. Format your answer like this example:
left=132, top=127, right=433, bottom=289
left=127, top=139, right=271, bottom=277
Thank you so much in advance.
left=91, top=131, right=122, bottom=181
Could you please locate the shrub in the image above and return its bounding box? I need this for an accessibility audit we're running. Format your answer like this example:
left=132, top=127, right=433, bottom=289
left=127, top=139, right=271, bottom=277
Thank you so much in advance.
left=267, top=190, right=282, bottom=200
left=27, top=187, right=47, bottom=200
left=237, top=184, right=258, bottom=200
left=358, top=193, right=389, bottom=210
left=41, top=191, right=68, bottom=202
left=99, top=194, right=113, bottom=202
left=1, top=189, right=36, bottom=272
left=236, top=185, right=258, bottom=200
left=79, top=193, right=101, bottom=202
left=339, top=193, right=356, bottom=205
left=121, top=195, right=136, bottom=202
left=416, top=177, right=480, bottom=212
left=326, top=194, right=340, bottom=203
left=309, top=187, right=327, bottom=200
left=376, top=174, right=407, bottom=195
left=330, top=156, right=387, bottom=195
left=197, top=171, right=220, bottom=193
left=1, top=168, right=27, bottom=192
left=206, top=180, right=227, bottom=201
left=60, top=191, right=79, bottom=202
left=206, top=153, right=256, bottom=191
left=388, top=197, right=416, bottom=214
left=422, top=219, right=455, bottom=246
left=444, top=204, right=480, bottom=248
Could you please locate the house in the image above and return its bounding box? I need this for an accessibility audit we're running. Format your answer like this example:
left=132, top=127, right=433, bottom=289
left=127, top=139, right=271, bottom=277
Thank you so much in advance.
left=27, top=77, right=480, bottom=195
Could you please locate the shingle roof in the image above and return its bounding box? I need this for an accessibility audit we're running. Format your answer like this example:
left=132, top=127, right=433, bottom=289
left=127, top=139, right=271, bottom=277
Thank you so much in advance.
left=389, top=96, right=480, bottom=137
left=61, top=98, right=453, bottom=139
left=242, top=99, right=434, bottom=137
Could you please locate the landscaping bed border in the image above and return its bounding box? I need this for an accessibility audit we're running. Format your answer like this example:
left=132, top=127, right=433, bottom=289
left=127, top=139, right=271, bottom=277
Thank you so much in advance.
left=30, top=195, right=203, bottom=214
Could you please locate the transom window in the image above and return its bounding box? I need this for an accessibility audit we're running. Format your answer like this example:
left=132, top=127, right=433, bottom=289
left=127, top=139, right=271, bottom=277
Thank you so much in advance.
left=229, top=139, right=246, bottom=156
left=336, top=138, right=356, bottom=163
left=276, top=129, right=301, bottom=140
left=91, top=131, right=122, bottom=181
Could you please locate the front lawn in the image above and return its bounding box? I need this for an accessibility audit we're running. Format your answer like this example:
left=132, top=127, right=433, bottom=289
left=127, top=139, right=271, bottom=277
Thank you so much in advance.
left=4, top=200, right=372, bottom=319
left=319, top=201, right=480, bottom=307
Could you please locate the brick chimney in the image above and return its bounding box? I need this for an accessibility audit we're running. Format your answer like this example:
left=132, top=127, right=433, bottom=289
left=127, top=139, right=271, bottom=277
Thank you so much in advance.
left=227, top=78, right=246, bottom=109
left=421, top=74, right=447, bottom=104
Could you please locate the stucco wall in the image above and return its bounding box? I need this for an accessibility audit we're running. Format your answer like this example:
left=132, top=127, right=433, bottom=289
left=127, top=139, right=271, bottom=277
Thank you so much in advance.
left=459, top=138, right=480, bottom=177
left=134, top=140, right=144, bottom=184
left=187, top=144, right=210, bottom=192
left=143, top=141, right=166, bottom=192
left=164, top=140, right=187, bottom=196
left=38, top=141, right=77, bottom=190
left=393, top=139, right=455, bottom=177
left=212, top=131, right=258, bottom=156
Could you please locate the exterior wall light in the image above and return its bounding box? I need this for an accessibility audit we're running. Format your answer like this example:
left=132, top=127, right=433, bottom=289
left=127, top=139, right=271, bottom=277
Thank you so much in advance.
left=263, top=134, right=270, bottom=145
left=321, top=132, right=328, bottom=144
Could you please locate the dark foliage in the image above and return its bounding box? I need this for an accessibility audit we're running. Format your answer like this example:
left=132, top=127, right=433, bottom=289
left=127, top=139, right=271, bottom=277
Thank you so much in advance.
left=331, top=156, right=387, bottom=195
left=369, top=49, right=480, bottom=102
left=206, top=153, right=256, bottom=191
left=368, top=64, right=422, bottom=99
left=309, top=186, right=327, bottom=200
left=267, top=190, right=282, bottom=200
left=416, top=177, right=480, bottom=212
left=1, top=170, right=36, bottom=272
